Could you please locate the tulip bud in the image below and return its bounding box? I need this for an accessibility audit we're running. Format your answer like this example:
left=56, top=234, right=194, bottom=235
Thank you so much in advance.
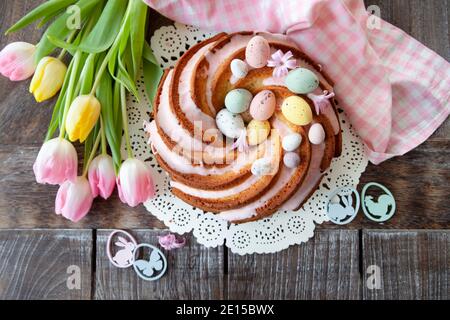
left=33, top=138, right=78, bottom=185
left=117, top=158, right=155, bottom=207
left=0, top=42, right=36, bottom=81
left=88, top=154, right=116, bottom=199
left=65, top=95, right=101, bottom=143
left=55, top=177, right=94, bottom=222
left=30, top=57, right=67, bottom=102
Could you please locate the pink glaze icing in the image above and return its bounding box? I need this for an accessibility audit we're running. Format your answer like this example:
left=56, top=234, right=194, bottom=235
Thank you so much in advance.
left=280, top=143, right=326, bottom=211
left=149, top=120, right=263, bottom=175
left=179, top=42, right=217, bottom=130
left=157, top=70, right=233, bottom=164
left=216, top=118, right=295, bottom=221
left=169, top=134, right=278, bottom=199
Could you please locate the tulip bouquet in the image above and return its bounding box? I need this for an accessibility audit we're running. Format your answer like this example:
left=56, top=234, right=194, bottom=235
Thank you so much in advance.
left=1, top=0, right=162, bottom=222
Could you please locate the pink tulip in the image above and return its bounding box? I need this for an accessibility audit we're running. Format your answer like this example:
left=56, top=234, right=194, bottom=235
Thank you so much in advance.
left=55, top=177, right=93, bottom=222
left=88, top=154, right=116, bottom=199
left=33, top=138, right=78, bottom=185
left=0, top=42, right=36, bottom=81
left=117, top=158, right=155, bottom=207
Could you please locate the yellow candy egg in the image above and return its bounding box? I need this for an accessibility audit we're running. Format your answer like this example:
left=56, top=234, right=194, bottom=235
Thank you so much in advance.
left=281, top=96, right=313, bottom=126
left=247, top=120, right=271, bottom=146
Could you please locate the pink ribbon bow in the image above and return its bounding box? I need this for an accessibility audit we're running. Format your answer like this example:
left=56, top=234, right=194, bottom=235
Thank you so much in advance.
left=307, top=91, right=336, bottom=115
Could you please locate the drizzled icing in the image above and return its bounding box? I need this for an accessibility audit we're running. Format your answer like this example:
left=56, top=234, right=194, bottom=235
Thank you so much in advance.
left=157, top=71, right=235, bottom=164
left=149, top=120, right=263, bottom=175
left=178, top=42, right=217, bottom=130
left=170, top=134, right=278, bottom=199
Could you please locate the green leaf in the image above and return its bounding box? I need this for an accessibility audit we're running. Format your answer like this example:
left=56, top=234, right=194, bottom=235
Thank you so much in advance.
left=143, top=41, right=159, bottom=65
left=78, top=0, right=128, bottom=54
left=98, top=68, right=122, bottom=171
left=46, top=2, right=104, bottom=55
left=79, top=54, right=96, bottom=95
left=37, top=8, right=65, bottom=29
left=35, top=0, right=103, bottom=62
left=129, top=0, right=147, bottom=80
left=6, top=0, right=78, bottom=34
left=143, top=59, right=163, bottom=109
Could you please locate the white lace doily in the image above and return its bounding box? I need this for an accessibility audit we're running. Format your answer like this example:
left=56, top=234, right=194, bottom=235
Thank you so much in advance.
left=123, top=23, right=369, bottom=255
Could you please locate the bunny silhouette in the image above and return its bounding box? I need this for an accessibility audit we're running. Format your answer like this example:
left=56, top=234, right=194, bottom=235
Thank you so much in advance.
left=328, top=194, right=355, bottom=223
left=113, top=236, right=136, bottom=267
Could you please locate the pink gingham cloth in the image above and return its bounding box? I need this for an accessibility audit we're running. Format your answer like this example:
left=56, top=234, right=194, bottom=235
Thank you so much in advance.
left=144, top=0, right=450, bottom=164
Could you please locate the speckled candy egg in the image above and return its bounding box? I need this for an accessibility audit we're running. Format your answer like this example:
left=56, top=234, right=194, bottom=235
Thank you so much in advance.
left=230, top=59, right=249, bottom=79
left=281, top=96, right=313, bottom=126
left=282, top=133, right=303, bottom=152
left=251, top=158, right=274, bottom=176
left=250, top=90, right=276, bottom=121
left=245, top=36, right=270, bottom=68
left=285, top=68, right=319, bottom=94
left=247, top=120, right=271, bottom=146
left=216, top=109, right=245, bottom=139
left=283, top=152, right=301, bottom=168
left=308, top=123, right=326, bottom=145
left=225, top=88, right=253, bottom=114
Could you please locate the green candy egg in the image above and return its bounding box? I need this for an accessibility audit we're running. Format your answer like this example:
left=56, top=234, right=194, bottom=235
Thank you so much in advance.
left=285, top=68, right=320, bottom=94
left=225, top=89, right=253, bottom=114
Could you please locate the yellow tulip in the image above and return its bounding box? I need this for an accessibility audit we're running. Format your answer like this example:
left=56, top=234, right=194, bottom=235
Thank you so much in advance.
left=29, top=57, right=67, bottom=102
left=66, top=95, right=101, bottom=143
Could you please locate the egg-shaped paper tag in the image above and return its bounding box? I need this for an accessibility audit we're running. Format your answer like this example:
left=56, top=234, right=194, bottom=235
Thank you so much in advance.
left=308, top=123, right=326, bottom=145
left=281, top=96, right=313, bottom=126
left=216, top=109, right=245, bottom=139
left=245, top=36, right=271, bottom=68
left=285, top=68, right=319, bottom=94
left=230, top=59, right=249, bottom=79
left=282, top=133, right=303, bottom=152
left=225, top=88, right=253, bottom=114
left=247, top=119, right=271, bottom=146
left=250, top=90, right=276, bottom=121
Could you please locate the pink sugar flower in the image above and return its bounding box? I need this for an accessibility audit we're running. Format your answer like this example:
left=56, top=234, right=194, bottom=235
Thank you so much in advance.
left=158, top=233, right=186, bottom=250
left=55, top=176, right=94, bottom=222
left=33, top=138, right=78, bottom=185
left=307, top=91, right=336, bottom=115
left=267, top=50, right=297, bottom=78
left=88, top=154, right=116, bottom=200
left=117, top=158, right=155, bottom=207
left=0, top=42, right=36, bottom=81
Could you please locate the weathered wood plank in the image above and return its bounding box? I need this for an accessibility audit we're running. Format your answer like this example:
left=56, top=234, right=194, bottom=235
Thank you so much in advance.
left=226, top=230, right=361, bottom=300
left=95, top=230, right=224, bottom=299
left=322, top=139, right=450, bottom=229
left=0, top=229, right=93, bottom=300
left=362, top=230, right=449, bottom=300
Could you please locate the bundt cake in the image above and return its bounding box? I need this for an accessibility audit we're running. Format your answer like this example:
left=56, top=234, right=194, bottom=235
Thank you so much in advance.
left=147, top=32, right=342, bottom=224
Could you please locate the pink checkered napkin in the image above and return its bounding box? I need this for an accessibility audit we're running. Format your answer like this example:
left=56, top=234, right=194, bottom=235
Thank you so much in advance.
left=144, top=0, right=450, bottom=165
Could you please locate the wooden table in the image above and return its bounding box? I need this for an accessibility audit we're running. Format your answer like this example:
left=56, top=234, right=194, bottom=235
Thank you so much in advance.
left=0, top=0, right=448, bottom=300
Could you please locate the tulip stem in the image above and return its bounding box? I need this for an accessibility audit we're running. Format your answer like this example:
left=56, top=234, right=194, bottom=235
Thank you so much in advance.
left=120, top=85, right=133, bottom=159
left=57, top=30, right=78, bottom=61
left=82, top=131, right=102, bottom=178
left=100, top=115, right=107, bottom=155
left=59, top=51, right=81, bottom=139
